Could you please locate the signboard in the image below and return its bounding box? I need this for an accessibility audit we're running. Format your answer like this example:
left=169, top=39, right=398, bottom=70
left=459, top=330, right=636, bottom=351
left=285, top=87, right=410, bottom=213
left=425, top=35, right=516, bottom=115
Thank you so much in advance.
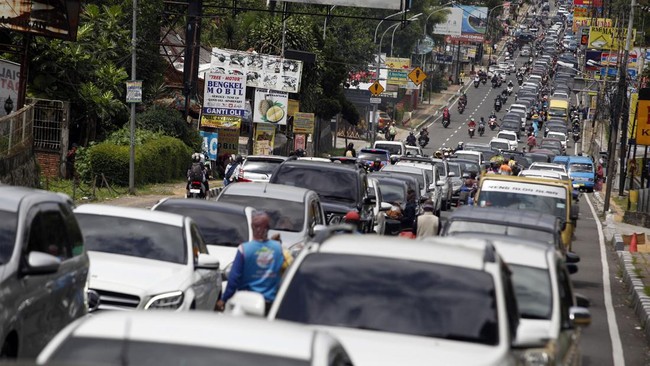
left=202, top=72, right=246, bottom=116
left=200, top=115, right=242, bottom=129
left=253, top=123, right=276, bottom=155
left=210, top=48, right=303, bottom=93
left=453, top=5, right=488, bottom=42
left=293, top=112, right=315, bottom=134
left=0, top=59, right=19, bottom=116
left=414, top=35, right=435, bottom=54
left=588, top=26, right=636, bottom=50
left=479, top=180, right=566, bottom=199
left=369, top=81, right=384, bottom=96
left=573, top=6, right=588, bottom=17
left=446, top=34, right=485, bottom=43
left=385, top=57, right=411, bottom=69
left=294, top=134, right=306, bottom=151
left=585, top=50, right=601, bottom=71
left=253, top=88, right=289, bottom=125
left=199, top=130, right=218, bottom=160
left=0, top=0, right=81, bottom=41
left=573, top=0, right=603, bottom=6
left=432, top=7, right=463, bottom=36
left=370, top=97, right=382, bottom=104
left=217, top=128, right=239, bottom=155
left=125, top=81, right=142, bottom=103
left=629, top=93, right=638, bottom=139
left=278, top=0, right=403, bottom=10
left=572, top=17, right=612, bottom=32
left=408, top=67, right=427, bottom=85
left=635, top=91, right=650, bottom=145
left=436, top=53, right=453, bottom=64
left=387, top=70, right=409, bottom=85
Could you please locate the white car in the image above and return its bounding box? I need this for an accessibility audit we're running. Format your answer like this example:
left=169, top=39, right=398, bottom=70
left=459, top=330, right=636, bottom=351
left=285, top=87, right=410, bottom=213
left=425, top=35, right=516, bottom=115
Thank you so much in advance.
left=547, top=131, right=568, bottom=149
left=74, top=204, right=222, bottom=311
left=405, top=145, right=423, bottom=156
left=37, top=311, right=352, bottom=365
left=373, top=140, right=406, bottom=158
left=234, top=233, right=521, bottom=365
left=238, top=155, right=289, bottom=183
left=454, top=150, right=483, bottom=165
left=490, top=137, right=512, bottom=152
left=496, top=131, right=519, bottom=151
left=529, top=162, right=568, bottom=173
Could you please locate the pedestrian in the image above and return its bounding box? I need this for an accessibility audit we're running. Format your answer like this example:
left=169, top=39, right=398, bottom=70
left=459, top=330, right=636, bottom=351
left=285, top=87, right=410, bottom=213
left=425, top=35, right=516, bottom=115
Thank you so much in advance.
left=216, top=211, right=288, bottom=314
left=595, top=163, right=604, bottom=191
left=412, top=200, right=439, bottom=238
left=527, top=133, right=537, bottom=151
left=224, top=155, right=242, bottom=186
left=388, top=122, right=397, bottom=141
left=65, top=143, right=78, bottom=179
left=345, top=143, right=356, bottom=157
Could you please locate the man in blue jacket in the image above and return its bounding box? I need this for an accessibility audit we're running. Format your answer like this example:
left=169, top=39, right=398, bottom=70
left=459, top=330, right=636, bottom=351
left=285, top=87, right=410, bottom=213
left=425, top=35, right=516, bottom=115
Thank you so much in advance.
left=216, top=211, right=285, bottom=313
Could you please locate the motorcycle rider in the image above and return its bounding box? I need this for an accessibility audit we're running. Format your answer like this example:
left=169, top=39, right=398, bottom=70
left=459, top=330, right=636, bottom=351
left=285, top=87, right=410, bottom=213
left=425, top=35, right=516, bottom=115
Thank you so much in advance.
left=187, top=152, right=209, bottom=196
left=459, top=92, right=467, bottom=106
left=494, top=95, right=502, bottom=111
left=478, top=117, right=486, bottom=135
left=368, top=157, right=383, bottom=172
left=418, top=128, right=430, bottom=146
left=442, top=107, right=450, bottom=121
left=406, top=130, right=417, bottom=146
left=467, top=118, right=477, bottom=134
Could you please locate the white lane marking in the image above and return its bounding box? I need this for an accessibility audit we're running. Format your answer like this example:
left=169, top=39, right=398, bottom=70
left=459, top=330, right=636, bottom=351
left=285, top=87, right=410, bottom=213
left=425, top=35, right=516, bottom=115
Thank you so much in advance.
left=585, top=195, right=626, bottom=366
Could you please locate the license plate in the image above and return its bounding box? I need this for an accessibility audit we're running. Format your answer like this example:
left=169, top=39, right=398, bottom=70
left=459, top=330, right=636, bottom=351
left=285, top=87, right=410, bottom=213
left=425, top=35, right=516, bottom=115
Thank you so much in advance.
left=189, top=189, right=201, bottom=193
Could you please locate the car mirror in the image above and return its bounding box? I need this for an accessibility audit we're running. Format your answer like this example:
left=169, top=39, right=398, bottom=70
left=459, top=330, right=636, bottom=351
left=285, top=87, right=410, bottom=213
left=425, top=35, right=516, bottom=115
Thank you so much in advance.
left=566, top=263, right=578, bottom=274
left=575, top=293, right=591, bottom=308
left=227, top=291, right=266, bottom=317
left=565, top=251, right=580, bottom=263
left=310, top=224, right=327, bottom=237
left=196, top=253, right=220, bottom=270
left=379, top=202, right=392, bottom=211
left=447, top=171, right=456, bottom=177
left=364, top=196, right=375, bottom=205
left=569, top=306, right=591, bottom=328
left=22, top=252, right=61, bottom=276
left=436, top=180, right=445, bottom=187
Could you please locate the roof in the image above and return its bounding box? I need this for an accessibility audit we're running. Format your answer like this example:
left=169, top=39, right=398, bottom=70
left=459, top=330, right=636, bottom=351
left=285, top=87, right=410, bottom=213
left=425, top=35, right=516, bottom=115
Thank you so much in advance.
left=74, top=204, right=185, bottom=227
left=566, top=156, right=594, bottom=163
left=448, top=234, right=552, bottom=269
left=317, top=234, right=494, bottom=271
left=219, top=182, right=311, bottom=203
left=244, top=155, right=289, bottom=162
left=276, top=159, right=358, bottom=172
left=479, top=174, right=568, bottom=188
left=0, top=185, right=70, bottom=213
left=447, top=206, right=559, bottom=232
left=152, top=198, right=248, bottom=214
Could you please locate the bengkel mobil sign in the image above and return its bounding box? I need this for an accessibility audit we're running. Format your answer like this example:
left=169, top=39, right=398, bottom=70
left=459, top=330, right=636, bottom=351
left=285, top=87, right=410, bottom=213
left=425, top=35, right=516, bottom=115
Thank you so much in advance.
left=0, top=59, right=19, bottom=117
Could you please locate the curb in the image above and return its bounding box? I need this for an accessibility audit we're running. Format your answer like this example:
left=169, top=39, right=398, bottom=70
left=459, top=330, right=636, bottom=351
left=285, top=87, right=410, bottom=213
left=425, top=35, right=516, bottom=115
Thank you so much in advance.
left=208, top=186, right=223, bottom=198
left=618, top=252, right=650, bottom=341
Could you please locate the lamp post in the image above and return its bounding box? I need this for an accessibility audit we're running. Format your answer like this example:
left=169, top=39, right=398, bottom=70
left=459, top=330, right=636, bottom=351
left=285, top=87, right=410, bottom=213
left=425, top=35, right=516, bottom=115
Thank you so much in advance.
left=485, top=4, right=506, bottom=66
left=4, top=96, right=13, bottom=115
left=423, top=1, right=456, bottom=37
left=322, top=5, right=336, bottom=39
left=374, top=10, right=406, bottom=44
left=390, top=13, right=422, bottom=57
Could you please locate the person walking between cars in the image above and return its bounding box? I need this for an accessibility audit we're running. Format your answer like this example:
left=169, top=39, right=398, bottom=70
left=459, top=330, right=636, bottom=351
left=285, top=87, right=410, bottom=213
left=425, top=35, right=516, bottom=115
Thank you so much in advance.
left=216, top=211, right=288, bottom=314
left=387, top=123, right=397, bottom=141
left=527, top=133, right=537, bottom=152
left=412, top=200, right=439, bottom=238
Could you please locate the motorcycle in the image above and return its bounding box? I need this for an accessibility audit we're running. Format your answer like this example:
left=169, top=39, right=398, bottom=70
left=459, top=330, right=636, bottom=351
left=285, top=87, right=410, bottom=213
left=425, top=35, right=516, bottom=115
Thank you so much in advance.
left=506, top=86, right=513, bottom=95
left=494, top=102, right=502, bottom=113
left=572, top=131, right=581, bottom=142
left=478, top=123, right=485, bottom=137
left=468, top=127, right=475, bottom=138
left=517, top=77, right=523, bottom=86
left=491, top=79, right=498, bottom=88
left=489, top=118, right=497, bottom=130
left=418, top=135, right=429, bottom=148
left=442, top=113, right=451, bottom=128
left=187, top=181, right=206, bottom=199
left=457, top=104, right=465, bottom=114
left=474, top=79, right=480, bottom=88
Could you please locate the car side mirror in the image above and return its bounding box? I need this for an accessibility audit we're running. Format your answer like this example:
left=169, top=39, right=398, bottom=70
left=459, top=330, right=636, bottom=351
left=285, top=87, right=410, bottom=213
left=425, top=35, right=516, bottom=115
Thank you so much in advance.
left=565, top=251, right=580, bottom=263
left=436, top=180, right=445, bottom=187
left=447, top=172, right=456, bottom=177
left=22, top=252, right=61, bottom=276
left=575, top=293, right=591, bottom=308
left=364, top=196, right=375, bottom=205
left=379, top=202, right=392, bottom=211
left=566, top=263, right=578, bottom=274
left=196, top=253, right=220, bottom=270
left=227, top=291, right=266, bottom=317
left=310, top=224, right=327, bottom=237
left=569, top=306, right=591, bottom=328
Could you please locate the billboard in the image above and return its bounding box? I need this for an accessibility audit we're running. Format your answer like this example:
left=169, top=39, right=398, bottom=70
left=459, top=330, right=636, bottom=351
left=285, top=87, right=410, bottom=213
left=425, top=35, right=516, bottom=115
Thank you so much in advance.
left=572, top=17, right=612, bottom=32
left=0, top=59, right=19, bottom=117
left=0, top=0, right=81, bottom=41
left=432, top=7, right=462, bottom=36
left=588, top=26, right=636, bottom=50
left=202, top=72, right=246, bottom=115
left=253, top=88, right=289, bottom=125
left=448, top=5, right=488, bottom=42
left=279, top=0, right=405, bottom=10
left=385, top=57, right=411, bottom=69
left=200, top=131, right=219, bottom=160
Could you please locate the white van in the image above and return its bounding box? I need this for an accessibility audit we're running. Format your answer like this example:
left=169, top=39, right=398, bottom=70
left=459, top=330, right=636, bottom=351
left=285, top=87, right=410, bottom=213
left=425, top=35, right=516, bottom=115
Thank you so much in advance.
left=373, top=141, right=406, bottom=158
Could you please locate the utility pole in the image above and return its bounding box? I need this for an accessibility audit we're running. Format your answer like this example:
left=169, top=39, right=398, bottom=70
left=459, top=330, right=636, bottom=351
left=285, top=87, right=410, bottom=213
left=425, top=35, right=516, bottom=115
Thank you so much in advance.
left=129, top=0, right=137, bottom=195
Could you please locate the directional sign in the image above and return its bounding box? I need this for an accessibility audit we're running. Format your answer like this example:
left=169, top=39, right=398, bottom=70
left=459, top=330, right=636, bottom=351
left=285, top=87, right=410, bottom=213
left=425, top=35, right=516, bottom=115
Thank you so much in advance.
left=408, top=67, right=427, bottom=85
left=369, top=80, right=384, bottom=96
left=369, top=97, right=382, bottom=104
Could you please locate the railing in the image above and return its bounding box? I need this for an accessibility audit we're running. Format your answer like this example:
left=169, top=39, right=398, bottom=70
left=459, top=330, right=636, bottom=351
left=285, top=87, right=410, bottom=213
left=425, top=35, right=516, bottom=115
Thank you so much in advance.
left=0, top=104, right=34, bottom=158
left=636, top=188, right=650, bottom=213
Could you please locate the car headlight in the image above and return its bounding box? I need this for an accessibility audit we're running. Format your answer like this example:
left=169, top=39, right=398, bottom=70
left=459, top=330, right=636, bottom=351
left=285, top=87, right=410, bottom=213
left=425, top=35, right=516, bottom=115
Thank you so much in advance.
left=521, top=349, right=551, bottom=366
left=144, top=291, right=184, bottom=310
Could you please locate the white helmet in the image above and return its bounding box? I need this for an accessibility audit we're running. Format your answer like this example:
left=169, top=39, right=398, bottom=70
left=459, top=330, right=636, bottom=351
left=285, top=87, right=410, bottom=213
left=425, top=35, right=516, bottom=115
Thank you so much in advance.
left=192, top=153, right=202, bottom=162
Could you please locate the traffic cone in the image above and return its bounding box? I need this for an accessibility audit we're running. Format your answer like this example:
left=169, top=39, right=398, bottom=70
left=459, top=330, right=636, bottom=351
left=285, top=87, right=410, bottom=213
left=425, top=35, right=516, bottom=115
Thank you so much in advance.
left=630, top=233, right=638, bottom=253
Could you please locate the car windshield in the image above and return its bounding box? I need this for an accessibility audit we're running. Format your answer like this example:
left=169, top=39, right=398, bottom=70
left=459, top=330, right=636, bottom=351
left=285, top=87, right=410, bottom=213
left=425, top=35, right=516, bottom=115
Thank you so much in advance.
left=446, top=221, right=556, bottom=246
left=491, top=142, right=510, bottom=151
left=499, top=134, right=516, bottom=141
left=447, top=163, right=462, bottom=176
left=0, top=210, right=17, bottom=264
left=531, top=165, right=564, bottom=172
left=272, top=166, right=358, bottom=203
left=154, top=206, right=248, bottom=247
left=382, top=168, right=425, bottom=190
left=218, top=196, right=305, bottom=232
left=477, top=191, right=566, bottom=219
left=374, top=143, right=402, bottom=155
left=569, top=163, right=593, bottom=173
left=450, top=161, right=480, bottom=175
left=510, top=265, right=553, bottom=320
left=376, top=181, right=407, bottom=203
left=75, top=214, right=186, bottom=264
left=48, top=338, right=309, bottom=366
left=358, top=151, right=388, bottom=162
left=276, top=253, right=499, bottom=345
left=243, top=159, right=284, bottom=175
left=455, top=152, right=480, bottom=163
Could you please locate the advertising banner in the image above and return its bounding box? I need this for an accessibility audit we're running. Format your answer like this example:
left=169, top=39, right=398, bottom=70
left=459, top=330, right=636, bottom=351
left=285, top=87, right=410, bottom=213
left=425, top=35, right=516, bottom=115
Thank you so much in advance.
left=387, top=70, right=409, bottom=86
left=432, top=7, right=463, bottom=36
left=253, top=88, right=289, bottom=125
left=294, top=134, right=306, bottom=151
left=0, top=0, right=81, bottom=41
left=573, top=6, right=588, bottom=17
left=293, top=112, right=315, bottom=134
left=572, top=17, right=612, bottom=32
left=253, top=123, right=276, bottom=155
left=629, top=93, right=638, bottom=139
left=279, top=0, right=402, bottom=10
left=125, top=81, right=143, bottom=103
left=588, top=26, right=636, bottom=50
left=203, top=72, right=246, bottom=115
left=210, top=48, right=303, bottom=93
left=453, top=5, right=488, bottom=42
left=200, top=115, right=242, bottom=129
left=385, top=57, right=411, bottom=69
left=199, top=130, right=219, bottom=160
left=288, top=99, right=300, bottom=118
left=573, top=0, right=603, bottom=6
left=0, top=59, right=19, bottom=116
left=217, top=128, right=239, bottom=155
left=635, top=93, right=650, bottom=145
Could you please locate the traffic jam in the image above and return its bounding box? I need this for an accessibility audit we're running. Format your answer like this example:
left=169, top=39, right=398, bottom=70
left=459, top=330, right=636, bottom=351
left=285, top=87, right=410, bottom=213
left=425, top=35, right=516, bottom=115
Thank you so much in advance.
left=2, top=0, right=643, bottom=365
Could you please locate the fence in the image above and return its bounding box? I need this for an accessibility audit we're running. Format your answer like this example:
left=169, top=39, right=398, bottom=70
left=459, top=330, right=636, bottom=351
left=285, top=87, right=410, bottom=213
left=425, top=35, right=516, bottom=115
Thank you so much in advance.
left=637, top=189, right=650, bottom=213
left=0, top=104, right=34, bottom=158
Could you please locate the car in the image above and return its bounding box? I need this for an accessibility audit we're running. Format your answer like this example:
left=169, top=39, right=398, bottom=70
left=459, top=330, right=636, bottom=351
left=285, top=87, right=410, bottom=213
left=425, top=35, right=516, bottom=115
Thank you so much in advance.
left=447, top=159, right=481, bottom=204
left=498, top=62, right=512, bottom=75
left=74, top=204, right=222, bottom=311
left=520, top=47, right=531, bottom=57
left=490, top=137, right=512, bottom=153
left=539, top=138, right=565, bottom=155
left=370, top=176, right=409, bottom=235
left=453, top=150, right=483, bottom=165
left=356, top=148, right=390, bottom=169
left=529, top=162, right=568, bottom=173
left=395, top=157, right=448, bottom=209
left=405, top=145, right=423, bottom=156
left=151, top=198, right=254, bottom=283
left=237, top=155, right=289, bottom=183
left=216, top=182, right=326, bottom=250
left=546, top=131, right=568, bottom=149
left=373, top=110, right=393, bottom=132
left=399, top=156, right=454, bottom=211
left=242, top=229, right=522, bottom=365
left=370, top=171, right=422, bottom=210
left=37, top=311, right=353, bottom=365
left=373, top=140, right=406, bottom=158
left=565, top=155, right=596, bottom=192
left=0, top=187, right=89, bottom=359
left=381, top=164, right=441, bottom=212
left=500, top=121, right=521, bottom=138
left=269, top=160, right=374, bottom=232
left=496, top=131, right=520, bottom=151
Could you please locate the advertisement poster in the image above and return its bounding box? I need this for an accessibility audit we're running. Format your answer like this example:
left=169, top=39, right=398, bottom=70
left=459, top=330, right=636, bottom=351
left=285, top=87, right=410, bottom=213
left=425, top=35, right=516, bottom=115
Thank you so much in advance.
left=572, top=17, right=611, bottom=32
left=253, top=88, right=289, bottom=125
left=0, top=59, right=19, bottom=116
left=202, top=72, right=246, bottom=115
left=210, top=48, right=303, bottom=93
left=254, top=123, right=276, bottom=156
left=0, top=0, right=81, bottom=41
left=588, top=26, right=636, bottom=50
left=432, top=7, right=462, bottom=36
left=449, top=5, right=487, bottom=42
left=217, top=128, right=239, bottom=155
left=629, top=93, right=638, bottom=139
left=200, top=115, right=242, bottom=129
left=125, top=80, right=142, bottom=103
left=293, top=112, right=315, bottom=134
left=385, top=57, right=411, bottom=69
left=199, top=130, right=218, bottom=160
left=294, top=134, right=306, bottom=151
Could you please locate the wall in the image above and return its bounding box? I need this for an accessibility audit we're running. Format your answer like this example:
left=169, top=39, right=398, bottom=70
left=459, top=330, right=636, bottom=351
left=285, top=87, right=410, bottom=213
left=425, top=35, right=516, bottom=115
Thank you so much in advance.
left=35, top=150, right=60, bottom=178
left=0, top=147, right=40, bottom=187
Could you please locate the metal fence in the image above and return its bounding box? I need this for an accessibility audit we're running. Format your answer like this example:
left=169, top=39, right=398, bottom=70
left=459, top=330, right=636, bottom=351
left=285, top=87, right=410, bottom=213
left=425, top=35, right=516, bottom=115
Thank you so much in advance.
left=637, top=188, right=650, bottom=213
left=29, top=99, right=67, bottom=152
left=0, top=104, right=34, bottom=158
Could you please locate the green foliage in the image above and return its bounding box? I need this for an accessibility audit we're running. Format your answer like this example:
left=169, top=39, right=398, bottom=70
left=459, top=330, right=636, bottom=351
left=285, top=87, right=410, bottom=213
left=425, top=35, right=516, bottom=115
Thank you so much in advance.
left=135, top=106, right=202, bottom=151
left=339, top=98, right=360, bottom=126
left=315, top=98, right=341, bottom=120
left=105, top=127, right=166, bottom=146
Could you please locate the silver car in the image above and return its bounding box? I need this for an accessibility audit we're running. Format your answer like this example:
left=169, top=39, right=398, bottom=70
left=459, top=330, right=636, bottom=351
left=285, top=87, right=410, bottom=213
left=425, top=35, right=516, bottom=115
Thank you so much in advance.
left=0, top=187, right=89, bottom=359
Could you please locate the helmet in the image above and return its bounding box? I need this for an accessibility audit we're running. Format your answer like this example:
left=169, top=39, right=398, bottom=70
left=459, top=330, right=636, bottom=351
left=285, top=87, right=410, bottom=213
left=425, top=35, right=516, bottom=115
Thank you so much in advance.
left=409, top=130, right=415, bottom=135
left=344, top=211, right=361, bottom=222
left=434, top=150, right=443, bottom=158
left=192, top=153, right=201, bottom=162
left=470, top=118, right=475, bottom=122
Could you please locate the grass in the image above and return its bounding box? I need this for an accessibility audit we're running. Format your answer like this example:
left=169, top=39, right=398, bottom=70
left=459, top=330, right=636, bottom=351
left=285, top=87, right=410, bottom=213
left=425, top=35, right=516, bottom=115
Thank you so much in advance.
left=645, top=286, right=650, bottom=297
left=42, top=177, right=186, bottom=203
left=634, top=268, right=646, bottom=279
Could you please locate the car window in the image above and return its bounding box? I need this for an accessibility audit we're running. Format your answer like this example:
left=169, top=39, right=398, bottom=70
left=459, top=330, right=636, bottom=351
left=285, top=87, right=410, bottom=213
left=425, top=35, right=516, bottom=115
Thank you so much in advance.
left=374, top=143, right=402, bottom=155
left=75, top=214, right=187, bottom=265
left=569, top=163, right=593, bottom=173
left=272, top=166, right=359, bottom=204
left=309, top=200, right=324, bottom=226
left=500, top=262, right=519, bottom=340
left=358, top=151, right=389, bottom=162
left=60, top=203, right=84, bottom=257
left=243, top=159, right=284, bottom=175
left=276, top=253, right=500, bottom=345
left=376, top=181, right=407, bottom=203
left=218, top=195, right=305, bottom=232
left=27, top=207, right=72, bottom=261
left=0, top=210, right=17, bottom=264
left=556, top=261, right=573, bottom=329
left=190, top=223, right=209, bottom=262
left=509, top=264, right=552, bottom=320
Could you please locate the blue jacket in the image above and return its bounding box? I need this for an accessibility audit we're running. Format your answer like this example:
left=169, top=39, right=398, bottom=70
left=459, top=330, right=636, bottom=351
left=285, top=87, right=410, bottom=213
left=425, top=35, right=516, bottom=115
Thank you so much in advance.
left=221, top=239, right=284, bottom=303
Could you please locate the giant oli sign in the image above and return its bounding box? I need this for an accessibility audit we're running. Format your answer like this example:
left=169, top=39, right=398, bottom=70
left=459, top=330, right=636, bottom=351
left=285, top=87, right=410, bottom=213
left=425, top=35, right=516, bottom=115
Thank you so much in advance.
left=0, top=0, right=81, bottom=40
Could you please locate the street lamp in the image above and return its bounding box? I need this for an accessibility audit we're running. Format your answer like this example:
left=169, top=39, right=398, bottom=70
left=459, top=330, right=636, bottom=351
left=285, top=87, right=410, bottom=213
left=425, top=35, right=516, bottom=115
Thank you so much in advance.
left=4, top=96, right=13, bottom=115
left=390, top=13, right=422, bottom=57
left=374, top=10, right=406, bottom=44
left=485, top=4, right=507, bottom=66
left=423, top=1, right=456, bottom=37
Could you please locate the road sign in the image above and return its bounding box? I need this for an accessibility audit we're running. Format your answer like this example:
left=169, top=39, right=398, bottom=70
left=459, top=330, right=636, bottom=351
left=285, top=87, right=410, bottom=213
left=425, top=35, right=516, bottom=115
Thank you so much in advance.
left=636, top=96, right=650, bottom=145
left=370, top=97, right=381, bottom=104
left=369, top=81, right=384, bottom=96
left=408, top=67, right=427, bottom=85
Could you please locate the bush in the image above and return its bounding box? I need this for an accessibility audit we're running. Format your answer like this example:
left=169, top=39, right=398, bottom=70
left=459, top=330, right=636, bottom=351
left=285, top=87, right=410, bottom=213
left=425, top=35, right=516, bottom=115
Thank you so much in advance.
left=136, top=106, right=202, bottom=151
left=83, top=136, right=191, bottom=186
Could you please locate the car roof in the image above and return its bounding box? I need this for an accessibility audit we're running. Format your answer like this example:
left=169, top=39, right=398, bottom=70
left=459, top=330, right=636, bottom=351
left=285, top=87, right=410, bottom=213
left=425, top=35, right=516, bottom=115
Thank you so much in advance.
left=220, top=182, right=311, bottom=203
left=447, top=206, right=559, bottom=232
left=519, top=169, right=569, bottom=180
left=316, top=234, right=496, bottom=271
left=490, top=138, right=511, bottom=144
left=0, top=185, right=70, bottom=213
left=497, top=130, right=517, bottom=135
left=372, top=176, right=409, bottom=187
left=74, top=204, right=185, bottom=227
left=52, top=311, right=325, bottom=360
left=382, top=165, right=426, bottom=175
left=152, top=198, right=248, bottom=214
left=449, top=233, right=552, bottom=269
left=275, top=159, right=360, bottom=172
left=244, top=155, right=289, bottom=162
left=359, top=148, right=390, bottom=155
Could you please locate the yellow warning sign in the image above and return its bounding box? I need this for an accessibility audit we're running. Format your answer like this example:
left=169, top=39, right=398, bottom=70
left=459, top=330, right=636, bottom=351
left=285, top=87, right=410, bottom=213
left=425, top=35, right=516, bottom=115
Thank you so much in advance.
left=587, top=26, right=636, bottom=50
left=408, top=67, right=427, bottom=85
left=636, top=99, right=650, bottom=145
left=369, top=81, right=384, bottom=96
